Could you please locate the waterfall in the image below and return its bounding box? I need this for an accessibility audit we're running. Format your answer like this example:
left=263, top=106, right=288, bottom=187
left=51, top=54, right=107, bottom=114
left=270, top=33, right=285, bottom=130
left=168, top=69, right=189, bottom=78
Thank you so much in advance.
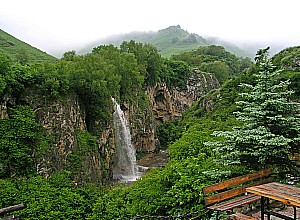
left=112, top=98, right=139, bottom=182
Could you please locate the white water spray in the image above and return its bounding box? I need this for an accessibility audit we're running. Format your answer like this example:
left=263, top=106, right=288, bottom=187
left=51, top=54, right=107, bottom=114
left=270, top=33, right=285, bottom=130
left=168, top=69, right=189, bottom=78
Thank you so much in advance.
left=112, top=98, right=140, bottom=182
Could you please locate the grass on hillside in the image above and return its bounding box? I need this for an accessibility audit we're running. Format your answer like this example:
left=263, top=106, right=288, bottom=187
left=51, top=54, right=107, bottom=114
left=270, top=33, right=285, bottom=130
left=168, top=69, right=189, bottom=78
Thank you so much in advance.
left=0, top=29, right=56, bottom=63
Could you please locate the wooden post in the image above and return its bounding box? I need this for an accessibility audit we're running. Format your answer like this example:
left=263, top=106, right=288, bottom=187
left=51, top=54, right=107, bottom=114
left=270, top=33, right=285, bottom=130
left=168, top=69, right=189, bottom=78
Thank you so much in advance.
left=0, top=204, right=25, bottom=215
left=1, top=215, right=19, bottom=220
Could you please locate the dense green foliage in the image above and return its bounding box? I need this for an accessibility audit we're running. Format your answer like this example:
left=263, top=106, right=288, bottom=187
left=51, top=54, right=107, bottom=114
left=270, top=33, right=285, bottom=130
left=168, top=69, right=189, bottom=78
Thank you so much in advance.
left=0, top=105, right=43, bottom=178
left=0, top=29, right=56, bottom=64
left=161, top=59, right=191, bottom=89
left=62, top=48, right=122, bottom=131
left=156, top=119, right=183, bottom=149
left=0, top=174, right=103, bottom=220
left=88, top=159, right=217, bottom=219
left=208, top=48, right=300, bottom=176
left=120, top=40, right=161, bottom=86
left=272, top=46, right=300, bottom=98
left=272, top=46, right=300, bottom=71
left=172, top=45, right=253, bottom=83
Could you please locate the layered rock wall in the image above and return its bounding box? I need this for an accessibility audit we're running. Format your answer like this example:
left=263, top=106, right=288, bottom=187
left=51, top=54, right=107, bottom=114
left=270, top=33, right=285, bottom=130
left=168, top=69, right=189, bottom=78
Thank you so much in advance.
left=146, top=69, right=220, bottom=122
left=126, top=69, right=220, bottom=152
left=0, top=91, right=114, bottom=184
left=123, top=98, right=157, bottom=152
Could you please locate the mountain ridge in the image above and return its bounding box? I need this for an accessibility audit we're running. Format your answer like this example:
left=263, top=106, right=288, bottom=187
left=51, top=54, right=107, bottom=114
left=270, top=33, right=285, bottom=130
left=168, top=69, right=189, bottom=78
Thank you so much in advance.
left=78, top=25, right=253, bottom=58
left=1, top=26, right=289, bottom=60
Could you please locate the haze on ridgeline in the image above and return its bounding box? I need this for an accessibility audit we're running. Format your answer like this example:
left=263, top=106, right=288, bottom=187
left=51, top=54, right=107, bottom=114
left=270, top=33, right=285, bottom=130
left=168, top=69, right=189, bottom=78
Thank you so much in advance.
left=1, top=0, right=299, bottom=57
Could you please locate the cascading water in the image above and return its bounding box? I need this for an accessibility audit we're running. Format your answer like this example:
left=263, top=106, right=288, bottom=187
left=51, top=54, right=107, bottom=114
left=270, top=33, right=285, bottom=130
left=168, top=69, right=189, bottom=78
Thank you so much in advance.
left=112, top=98, right=140, bottom=182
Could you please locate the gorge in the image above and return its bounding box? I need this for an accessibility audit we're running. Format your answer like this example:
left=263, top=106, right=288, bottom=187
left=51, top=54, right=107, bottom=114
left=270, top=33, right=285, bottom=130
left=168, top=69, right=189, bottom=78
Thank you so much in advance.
left=0, top=68, right=220, bottom=185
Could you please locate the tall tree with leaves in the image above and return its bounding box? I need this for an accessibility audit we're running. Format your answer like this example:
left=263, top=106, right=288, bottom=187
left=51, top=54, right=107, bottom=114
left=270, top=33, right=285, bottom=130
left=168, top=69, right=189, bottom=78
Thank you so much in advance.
left=120, top=40, right=162, bottom=86
left=0, top=105, right=42, bottom=178
left=211, top=48, right=300, bottom=176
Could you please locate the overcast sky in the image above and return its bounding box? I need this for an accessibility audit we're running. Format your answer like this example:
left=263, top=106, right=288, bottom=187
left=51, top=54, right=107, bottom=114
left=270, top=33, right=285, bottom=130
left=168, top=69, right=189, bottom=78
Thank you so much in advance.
left=1, top=0, right=300, bottom=56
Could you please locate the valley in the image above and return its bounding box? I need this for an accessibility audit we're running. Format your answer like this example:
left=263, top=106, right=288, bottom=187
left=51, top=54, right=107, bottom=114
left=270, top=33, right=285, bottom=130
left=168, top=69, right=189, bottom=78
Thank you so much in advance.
left=0, top=27, right=299, bottom=219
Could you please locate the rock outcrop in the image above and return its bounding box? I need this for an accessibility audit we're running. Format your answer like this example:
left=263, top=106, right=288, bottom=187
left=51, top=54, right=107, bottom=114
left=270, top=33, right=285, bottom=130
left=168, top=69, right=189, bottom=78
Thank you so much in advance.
left=125, top=69, right=220, bottom=152
left=122, top=97, right=157, bottom=153
left=146, top=69, right=220, bottom=122
left=0, top=90, right=114, bottom=184
left=33, top=97, right=115, bottom=184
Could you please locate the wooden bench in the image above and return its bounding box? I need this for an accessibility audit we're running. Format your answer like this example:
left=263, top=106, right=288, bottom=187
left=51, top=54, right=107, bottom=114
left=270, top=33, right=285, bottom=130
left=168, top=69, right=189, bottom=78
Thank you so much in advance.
left=202, top=168, right=273, bottom=218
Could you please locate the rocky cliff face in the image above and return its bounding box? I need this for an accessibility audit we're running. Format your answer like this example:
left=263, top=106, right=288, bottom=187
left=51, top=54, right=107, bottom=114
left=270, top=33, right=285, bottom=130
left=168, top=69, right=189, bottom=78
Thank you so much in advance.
left=32, top=97, right=115, bottom=184
left=123, top=97, right=157, bottom=152
left=126, top=69, right=220, bottom=152
left=146, top=69, right=220, bottom=122
left=0, top=90, right=114, bottom=184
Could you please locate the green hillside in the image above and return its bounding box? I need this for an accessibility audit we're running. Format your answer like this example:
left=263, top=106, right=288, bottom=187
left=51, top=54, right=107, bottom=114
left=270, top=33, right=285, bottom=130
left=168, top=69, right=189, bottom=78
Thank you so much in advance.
left=79, top=25, right=252, bottom=58
left=146, top=25, right=207, bottom=57
left=272, top=46, right=300, bottom=98
left=0, top=29, right=56, bottom=63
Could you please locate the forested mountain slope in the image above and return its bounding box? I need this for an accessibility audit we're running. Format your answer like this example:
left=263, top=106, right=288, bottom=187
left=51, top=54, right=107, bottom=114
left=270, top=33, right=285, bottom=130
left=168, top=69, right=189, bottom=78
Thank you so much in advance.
left=79, top=25, right=252, bottom=58
left=272, top=46, right=300, bottom=99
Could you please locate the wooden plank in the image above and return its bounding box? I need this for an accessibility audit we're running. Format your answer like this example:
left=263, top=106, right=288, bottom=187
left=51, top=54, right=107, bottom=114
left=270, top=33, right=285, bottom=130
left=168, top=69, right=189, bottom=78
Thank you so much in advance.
left=208, top=194, right=257, bottom=210
left=270, top=182, right=300, bottom=197
left=0, top=204, right=25, bottom=215
left=217, top=195, right=260, bottom=211
left=205, top=177, right=274, bottom=205
left=208, top=194, right=260, bottom=211
left=268, top=183, right=300, bottom=202
left=203, top=168, right=272, bottom=195
left=247, top=182, right=299, bottom=197
left=246, top=182, right=300, bottom=207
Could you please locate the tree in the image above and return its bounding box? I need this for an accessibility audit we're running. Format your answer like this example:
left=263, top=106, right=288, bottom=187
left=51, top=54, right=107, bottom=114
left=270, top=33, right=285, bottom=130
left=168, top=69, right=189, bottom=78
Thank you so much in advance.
left=62, top=50, right=77, bottom=61
left=0, top=54, right=9, bottom=94
left=120, top=40, right=162, bottom=86
left=200, top=61, right=230, bottom=84
left=210, top=48, right=300, bottom=176
left=92, top=45, right=144, bottom=102
left=171, top=45, right=253, bottom=83
left=161, top=59, right=191, bottom=89
left=0, top=105, right=42, bottom=178
left=16, top=48, right=30, bottom=65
